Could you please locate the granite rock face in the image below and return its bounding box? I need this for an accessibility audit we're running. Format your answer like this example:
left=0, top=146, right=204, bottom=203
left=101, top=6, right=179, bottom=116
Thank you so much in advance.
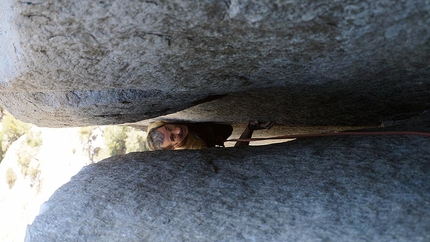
left=2, top=1, right=428, bottom=240
left=26, top=134, right=430, bottom=241
left=1, top=0, right=429, bottom=126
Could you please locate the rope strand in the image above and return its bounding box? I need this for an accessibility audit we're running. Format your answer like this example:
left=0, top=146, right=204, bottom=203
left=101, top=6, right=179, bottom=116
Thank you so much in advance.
left=225, top=131, right=430, bottom=142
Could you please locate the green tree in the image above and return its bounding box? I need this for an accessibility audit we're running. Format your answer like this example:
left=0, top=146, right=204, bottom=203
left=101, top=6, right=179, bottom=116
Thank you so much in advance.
left=2, top=111, right=30, bottom=143
left=104, top=126, right=128, bottom=156
left=1, top=111, right=31, bottom=162
left=125, top=128, right=147, bottom=153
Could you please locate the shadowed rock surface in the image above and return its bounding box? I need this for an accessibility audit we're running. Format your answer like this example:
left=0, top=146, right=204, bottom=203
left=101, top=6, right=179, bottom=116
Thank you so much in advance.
left=26, top=133, right=430, bottom=241
left=1, top=0, right=429, bottom=126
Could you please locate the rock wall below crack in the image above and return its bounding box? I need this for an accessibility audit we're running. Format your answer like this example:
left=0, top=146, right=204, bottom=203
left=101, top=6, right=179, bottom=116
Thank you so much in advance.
left=26, top=131, right=430, bottom=241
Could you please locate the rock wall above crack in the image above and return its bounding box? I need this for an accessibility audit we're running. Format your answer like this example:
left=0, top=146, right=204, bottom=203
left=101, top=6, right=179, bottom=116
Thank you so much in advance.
left=0, top=0, right=429, bottom=127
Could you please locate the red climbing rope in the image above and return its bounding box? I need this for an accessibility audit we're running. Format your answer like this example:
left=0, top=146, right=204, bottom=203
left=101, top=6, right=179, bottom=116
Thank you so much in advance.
left=225, top=131, right=430, bottom=142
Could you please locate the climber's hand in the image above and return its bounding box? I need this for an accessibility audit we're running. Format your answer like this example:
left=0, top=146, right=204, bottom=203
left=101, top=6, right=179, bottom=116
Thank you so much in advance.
left=248, top=120, right=276, bottom=130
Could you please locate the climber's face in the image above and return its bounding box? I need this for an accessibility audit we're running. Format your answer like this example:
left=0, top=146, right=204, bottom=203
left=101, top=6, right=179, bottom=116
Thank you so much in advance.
left=155, top=124, right=189, bottom=149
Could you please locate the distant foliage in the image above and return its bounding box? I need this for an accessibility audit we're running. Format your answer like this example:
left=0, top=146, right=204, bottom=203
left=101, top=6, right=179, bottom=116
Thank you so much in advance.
left=1, top=110, right=31, bottom=162
left=26, top=129, right=43, bottom=148
left=103, top=126, right=128, bottom=156
left=17, top=149, right=33, bottom=176
left=98, top=126, right=147, bottom=159
left=78, top=125, right=147, bottom=162
left=0, top=130, right=3, bottom=161
left=6, top=168, right=17, bottom=189
left=78, top=126, right=93, bottom=142
left=125, top=128, right=147, bottom=153
left=78, top=126, right=97, bottom=161
left=14, top=129, right=42, bottom=181
left=2, top=111, right=30, bottom=143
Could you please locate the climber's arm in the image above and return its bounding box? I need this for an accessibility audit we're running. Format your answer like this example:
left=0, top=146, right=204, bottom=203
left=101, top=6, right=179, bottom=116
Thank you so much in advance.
left=234, top=121, right=275, bottom=147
